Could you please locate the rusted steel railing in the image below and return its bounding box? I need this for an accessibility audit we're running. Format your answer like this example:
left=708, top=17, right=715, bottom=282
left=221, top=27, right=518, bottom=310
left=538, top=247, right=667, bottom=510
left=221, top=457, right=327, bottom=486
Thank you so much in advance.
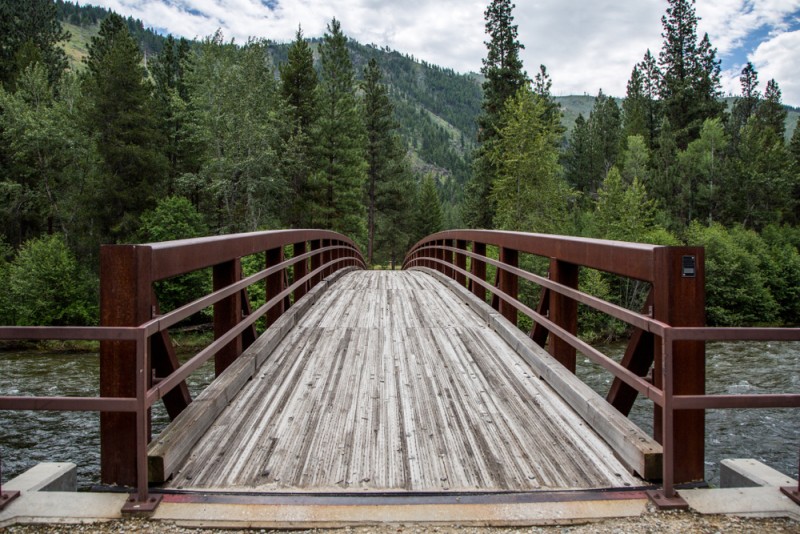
left=0, top=229, right=365, bottom=511
left=403, top=230, right=800, bottom=508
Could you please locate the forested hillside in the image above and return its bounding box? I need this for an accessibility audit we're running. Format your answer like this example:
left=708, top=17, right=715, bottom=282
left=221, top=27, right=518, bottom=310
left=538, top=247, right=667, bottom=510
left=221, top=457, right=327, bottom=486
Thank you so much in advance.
left=1, top=0, right=798, bottom=335
left=52, top=3, right=482, bottom=223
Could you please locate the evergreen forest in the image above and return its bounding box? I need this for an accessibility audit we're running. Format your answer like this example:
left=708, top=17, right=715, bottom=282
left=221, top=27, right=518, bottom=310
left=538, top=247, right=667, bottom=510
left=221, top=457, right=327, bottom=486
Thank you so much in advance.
left=1, top=0, right=798, bottom=336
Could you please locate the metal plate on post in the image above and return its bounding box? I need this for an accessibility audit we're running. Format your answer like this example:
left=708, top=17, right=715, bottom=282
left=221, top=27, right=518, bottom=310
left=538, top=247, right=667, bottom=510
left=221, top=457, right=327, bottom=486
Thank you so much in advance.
left=781, top=486, right=800, bottom=506
left=0, top=490, right=20, bottom=511
left=681, top=255, right=696, bottom=278
left=122, top=493, right=163, bottom=514
left=646, top=489, right=689, bottom=510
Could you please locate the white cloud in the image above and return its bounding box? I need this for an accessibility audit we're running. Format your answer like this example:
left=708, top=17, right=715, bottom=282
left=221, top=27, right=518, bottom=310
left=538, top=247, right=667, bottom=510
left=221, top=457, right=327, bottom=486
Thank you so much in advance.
left=750, top=30, right=800, bottom=105
left=84, top=0, right=800, bottom=105
left=512, top=0, right=664, bottom=97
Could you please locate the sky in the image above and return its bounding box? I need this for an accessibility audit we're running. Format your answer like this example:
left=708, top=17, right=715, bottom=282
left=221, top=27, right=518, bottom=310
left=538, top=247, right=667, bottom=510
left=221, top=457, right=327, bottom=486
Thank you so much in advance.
left=84, top=0, right=800, bottom=106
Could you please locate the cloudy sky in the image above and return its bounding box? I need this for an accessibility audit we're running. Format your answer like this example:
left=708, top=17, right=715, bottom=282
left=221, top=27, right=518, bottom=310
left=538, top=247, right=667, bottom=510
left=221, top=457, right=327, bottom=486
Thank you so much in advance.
left=87, top=0, right=800, bottom=106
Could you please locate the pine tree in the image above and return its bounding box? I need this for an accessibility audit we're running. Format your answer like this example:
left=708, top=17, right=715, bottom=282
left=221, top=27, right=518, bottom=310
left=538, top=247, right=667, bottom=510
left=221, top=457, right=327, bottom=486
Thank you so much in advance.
left=149, top=35, right=191, bottom=192
left=279, top=27, right=320, bottom=228
left=563, top=113, right=593, bottom=194
left=592, top=167, right=657, bottom=243
left=658, top=0, right=723, bottom=147
left=280, top=27, right=318, bottom=133
left=725, top=114, right=792, bottom=229
left=490, top=87, right=569, bottom=234
left=789, top=117, right=800, bottom=225
left=757, top=79, right=787, bottom=137
left=415, top=174, right=443, bottom=240
left=650, top=118, right=681, bottom=229
left=622, top=65, right=648, bottom=142
left=638, top=49, right=662, bottom=147
left=362, top=57, right=411, bottom=264
left=315, top=18, right=367, bottom=244
left=532, top=64, right=562, bottom=128
left=81, top=13, right=168, bottom=242
left=588, top=90, right=622, bottom=191
left=791, top=117, right=800, bottom=169
left=478, top=0, right=528, bottom=141
left=463, top=0, right=527, bottom=229
left=729, top=62, right=760, bottom=148
left=693, top=33, right=724, bottom=124
left=0, top=0, right=70, bottom=88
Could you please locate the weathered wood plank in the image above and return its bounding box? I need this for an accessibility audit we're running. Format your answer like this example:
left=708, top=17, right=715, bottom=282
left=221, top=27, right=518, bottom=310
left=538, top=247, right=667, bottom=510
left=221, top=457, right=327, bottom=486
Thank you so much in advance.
left=421, top=267, right=662, bottom=480
left=163, top=270, right=643, bottom=492
left=147, top=268, right=356, bottom=483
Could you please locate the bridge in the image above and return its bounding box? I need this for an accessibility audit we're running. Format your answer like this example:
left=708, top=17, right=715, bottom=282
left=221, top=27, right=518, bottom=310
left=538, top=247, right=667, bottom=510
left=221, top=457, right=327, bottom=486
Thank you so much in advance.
left=1, top=229, right=799, bottom=517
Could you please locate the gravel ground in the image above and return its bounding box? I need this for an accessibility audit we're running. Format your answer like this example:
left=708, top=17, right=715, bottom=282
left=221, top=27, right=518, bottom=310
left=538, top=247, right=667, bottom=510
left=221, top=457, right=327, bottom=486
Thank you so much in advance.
left=2, top=511, right=799, bottom=534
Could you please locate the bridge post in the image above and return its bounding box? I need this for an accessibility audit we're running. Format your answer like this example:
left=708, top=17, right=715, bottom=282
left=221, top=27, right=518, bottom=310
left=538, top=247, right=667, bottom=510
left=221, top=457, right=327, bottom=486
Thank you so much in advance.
left=213, top=259, right=243, bottom=376
left=470, top=242, right=487, bottom=301
left=653, top=247, right=705, bottom=483
left=548, top=259, right=579, bottom=373
left=294, top=241, right=308, bottom=302
left=100, top=245, right=151, bottom=486
left=266, top=247, right=285, bottom=326
left=498, top=247, right=518, bottom=326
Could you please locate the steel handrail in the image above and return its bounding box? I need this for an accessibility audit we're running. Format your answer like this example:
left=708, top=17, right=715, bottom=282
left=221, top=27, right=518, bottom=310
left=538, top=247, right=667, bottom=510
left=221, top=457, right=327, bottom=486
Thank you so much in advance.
left=146, top=255, right=357, bottom=405
left=404, top=232, right=800, bottom=505
left=408, top=255, right=666, bottom=405
left=0, top=229, right=366, bottom=511
left=414, top=243, right=669, bottom=334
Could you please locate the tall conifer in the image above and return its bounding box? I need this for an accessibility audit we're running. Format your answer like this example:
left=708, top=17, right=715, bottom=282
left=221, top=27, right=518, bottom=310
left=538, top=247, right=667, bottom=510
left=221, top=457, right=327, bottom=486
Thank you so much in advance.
left=658, top=0, right=723, bottom=147
left=82, top=13, right=167, bottom=242
left=0, top=0, right=69, bottom=88
left=279, top=27, right=320, bottom=228
left=316, top=18, right=367, bottom=244
left=463, top=0, right=527, bottom=228
left=362, top=58, right=411, bottom=264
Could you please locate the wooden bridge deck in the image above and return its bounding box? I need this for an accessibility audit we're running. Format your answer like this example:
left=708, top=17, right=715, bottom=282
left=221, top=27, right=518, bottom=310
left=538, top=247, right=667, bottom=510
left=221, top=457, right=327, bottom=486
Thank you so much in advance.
left=163, top=270, right=642, bottom=492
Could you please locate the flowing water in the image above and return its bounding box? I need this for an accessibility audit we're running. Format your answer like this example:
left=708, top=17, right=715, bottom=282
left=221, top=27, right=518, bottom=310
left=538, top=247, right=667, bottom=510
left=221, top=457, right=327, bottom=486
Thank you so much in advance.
left=1, top=341, right=798, bottom=488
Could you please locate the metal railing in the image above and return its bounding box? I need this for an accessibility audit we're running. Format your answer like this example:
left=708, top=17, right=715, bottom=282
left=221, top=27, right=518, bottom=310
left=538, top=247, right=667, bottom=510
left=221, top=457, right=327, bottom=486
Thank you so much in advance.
left=0, top=229, right=365, bottom=511
left=403, top=230, right=800, bottom=507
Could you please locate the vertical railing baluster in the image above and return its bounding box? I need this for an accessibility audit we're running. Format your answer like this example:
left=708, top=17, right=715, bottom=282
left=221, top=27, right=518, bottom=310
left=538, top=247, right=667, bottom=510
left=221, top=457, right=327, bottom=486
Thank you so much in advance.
left=498, top=247, right=519, bottom=326
left=310, top=239, right=322, bottom=289
left=548, top=258, right=578, bottom=373
left=471, top=241, right=487, bottom=301
left=266, top=247, right=285, bottom=326
left=455, top=239, right=467, bottom=287
left=443, top=239, right=455, bottom=279
left=213, top=258, right=242, bottom=376
left=294, top=241, right=308, bottom=302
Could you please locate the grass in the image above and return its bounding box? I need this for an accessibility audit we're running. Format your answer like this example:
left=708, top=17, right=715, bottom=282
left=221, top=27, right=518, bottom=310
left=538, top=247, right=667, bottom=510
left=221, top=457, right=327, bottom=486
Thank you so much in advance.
left=60, top=21, right=98, bottom=72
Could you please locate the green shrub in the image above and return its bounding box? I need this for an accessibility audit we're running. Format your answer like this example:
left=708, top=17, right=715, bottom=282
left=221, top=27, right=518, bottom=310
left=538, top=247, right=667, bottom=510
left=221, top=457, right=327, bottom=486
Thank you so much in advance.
left=9, top=234, right=98, bottom=325
left=760, top=225, right=800, bottom=324
left=0, top=238, right=14, bottom=325
left=139, top=196, right=210, bottom=316
left=685, top=222, right=778, bottom=326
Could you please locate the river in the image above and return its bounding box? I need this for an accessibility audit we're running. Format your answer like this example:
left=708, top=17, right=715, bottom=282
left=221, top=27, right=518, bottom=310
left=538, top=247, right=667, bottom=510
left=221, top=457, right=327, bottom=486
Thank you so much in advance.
left=1, top=341, right=798, bottom=488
